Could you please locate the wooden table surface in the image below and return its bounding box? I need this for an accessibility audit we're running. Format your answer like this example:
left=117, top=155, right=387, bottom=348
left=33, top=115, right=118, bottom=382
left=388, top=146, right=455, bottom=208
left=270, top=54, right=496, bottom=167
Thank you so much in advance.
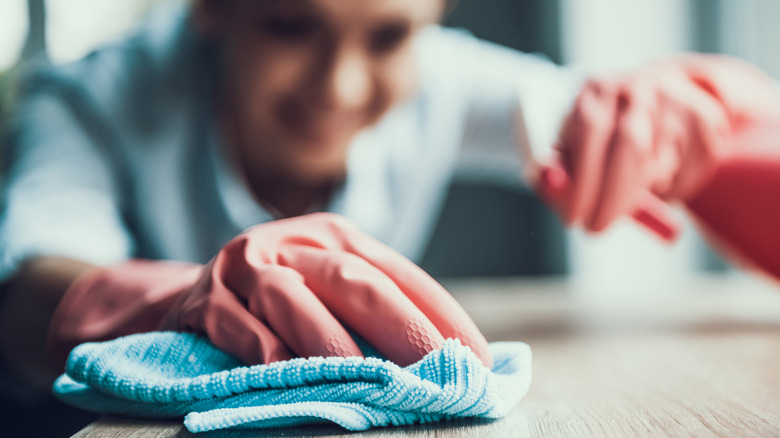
left=73, top=275, right=780, bottom=438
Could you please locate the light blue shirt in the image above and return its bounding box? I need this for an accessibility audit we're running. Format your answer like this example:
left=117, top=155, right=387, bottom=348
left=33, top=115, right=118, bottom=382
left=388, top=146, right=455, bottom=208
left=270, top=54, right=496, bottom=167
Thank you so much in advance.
left=0, top=4, right=580, bottom=281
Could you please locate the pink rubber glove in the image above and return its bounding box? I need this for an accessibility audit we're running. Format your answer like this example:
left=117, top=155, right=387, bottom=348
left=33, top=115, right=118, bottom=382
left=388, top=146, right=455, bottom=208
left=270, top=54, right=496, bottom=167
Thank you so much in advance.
left=550, top=54, right=780, bottom=232
left=47, top=213, right=492, bottom=369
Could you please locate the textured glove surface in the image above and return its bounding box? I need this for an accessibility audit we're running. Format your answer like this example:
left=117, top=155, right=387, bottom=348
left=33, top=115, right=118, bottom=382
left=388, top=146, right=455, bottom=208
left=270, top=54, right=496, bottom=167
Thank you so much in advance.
left=49, top=213, right=492, bottom=369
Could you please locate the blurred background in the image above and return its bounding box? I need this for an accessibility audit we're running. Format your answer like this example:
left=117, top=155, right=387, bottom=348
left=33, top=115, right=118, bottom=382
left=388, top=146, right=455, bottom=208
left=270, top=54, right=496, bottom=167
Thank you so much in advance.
left=1, top=0, right=780, bottom=293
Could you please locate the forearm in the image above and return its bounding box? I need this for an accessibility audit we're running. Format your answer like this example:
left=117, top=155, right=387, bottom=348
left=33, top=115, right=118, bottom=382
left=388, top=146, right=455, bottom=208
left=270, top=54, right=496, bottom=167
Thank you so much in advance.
left=0, top=257, right=96, bottom=393
left=0, top=257, right=199, bottom=393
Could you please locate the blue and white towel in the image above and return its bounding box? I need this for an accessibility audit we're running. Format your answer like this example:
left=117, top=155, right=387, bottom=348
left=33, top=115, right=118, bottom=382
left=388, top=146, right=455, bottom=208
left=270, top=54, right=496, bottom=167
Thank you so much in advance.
left=53, top=332, right=532, bottom=433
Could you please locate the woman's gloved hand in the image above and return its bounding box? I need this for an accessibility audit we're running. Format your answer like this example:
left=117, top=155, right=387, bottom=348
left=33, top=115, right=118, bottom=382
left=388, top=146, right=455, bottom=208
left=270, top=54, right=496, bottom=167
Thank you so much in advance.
left=48, top=213, right=492, bottom=369
left=546, top=54, right=780, bottom=232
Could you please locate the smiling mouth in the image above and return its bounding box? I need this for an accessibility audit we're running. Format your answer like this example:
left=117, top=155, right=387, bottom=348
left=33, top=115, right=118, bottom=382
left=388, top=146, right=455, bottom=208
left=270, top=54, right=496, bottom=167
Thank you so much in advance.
left=278, top=102, right=362, bottom=145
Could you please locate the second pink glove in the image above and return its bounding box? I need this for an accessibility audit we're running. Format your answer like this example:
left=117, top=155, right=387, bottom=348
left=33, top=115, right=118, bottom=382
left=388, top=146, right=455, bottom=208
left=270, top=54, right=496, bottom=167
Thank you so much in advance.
left=550, top=55, right=780, bottom=233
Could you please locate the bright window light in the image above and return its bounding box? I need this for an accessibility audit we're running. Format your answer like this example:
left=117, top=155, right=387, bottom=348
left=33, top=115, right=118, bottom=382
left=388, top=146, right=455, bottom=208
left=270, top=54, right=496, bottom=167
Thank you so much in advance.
left=46, top=0, right=154, bottom=64
left=0, top=0, right=28, bottom=71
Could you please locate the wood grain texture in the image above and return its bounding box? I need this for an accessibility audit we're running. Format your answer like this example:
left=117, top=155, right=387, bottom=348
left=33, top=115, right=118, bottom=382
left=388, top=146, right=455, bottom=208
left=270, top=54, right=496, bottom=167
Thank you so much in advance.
left=74, top=276, right=780, bottom=437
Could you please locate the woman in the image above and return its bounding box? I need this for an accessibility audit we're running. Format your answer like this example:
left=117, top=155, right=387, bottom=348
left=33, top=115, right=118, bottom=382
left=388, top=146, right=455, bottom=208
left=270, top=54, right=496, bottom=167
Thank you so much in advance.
left=1, top=0, right=779, bottom=396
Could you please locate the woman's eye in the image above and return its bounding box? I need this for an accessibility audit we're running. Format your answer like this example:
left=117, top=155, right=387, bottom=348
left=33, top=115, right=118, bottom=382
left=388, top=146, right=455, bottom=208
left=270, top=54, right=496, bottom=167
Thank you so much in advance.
left=258, top=17, right=316, bottom=41
left=370, top=25, right=410, bottom=54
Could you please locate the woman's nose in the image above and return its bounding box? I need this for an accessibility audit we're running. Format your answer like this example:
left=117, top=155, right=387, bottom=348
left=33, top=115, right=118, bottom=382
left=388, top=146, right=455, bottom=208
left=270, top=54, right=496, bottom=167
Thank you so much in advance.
left=312, top=46, right=373, bottom=111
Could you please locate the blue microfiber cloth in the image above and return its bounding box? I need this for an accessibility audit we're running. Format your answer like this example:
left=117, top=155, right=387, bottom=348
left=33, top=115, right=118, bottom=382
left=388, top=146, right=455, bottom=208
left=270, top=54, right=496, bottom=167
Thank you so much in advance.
left=52, top=332, right=532, bottom=433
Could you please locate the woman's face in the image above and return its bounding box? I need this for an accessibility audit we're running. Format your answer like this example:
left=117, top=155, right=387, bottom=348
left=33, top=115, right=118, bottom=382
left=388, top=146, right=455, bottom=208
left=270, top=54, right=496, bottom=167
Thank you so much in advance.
left=204, top=0, right=444, bottom=186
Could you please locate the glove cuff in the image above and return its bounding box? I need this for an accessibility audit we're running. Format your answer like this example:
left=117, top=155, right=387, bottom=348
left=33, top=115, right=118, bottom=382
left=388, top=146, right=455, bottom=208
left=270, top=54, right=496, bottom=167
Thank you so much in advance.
left=46, top=259, right=202, bottom=368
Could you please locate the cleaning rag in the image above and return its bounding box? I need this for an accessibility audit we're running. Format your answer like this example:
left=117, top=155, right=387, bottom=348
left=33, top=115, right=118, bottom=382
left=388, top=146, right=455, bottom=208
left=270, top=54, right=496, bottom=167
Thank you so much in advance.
left=52, top=331, right=532, bottom=433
